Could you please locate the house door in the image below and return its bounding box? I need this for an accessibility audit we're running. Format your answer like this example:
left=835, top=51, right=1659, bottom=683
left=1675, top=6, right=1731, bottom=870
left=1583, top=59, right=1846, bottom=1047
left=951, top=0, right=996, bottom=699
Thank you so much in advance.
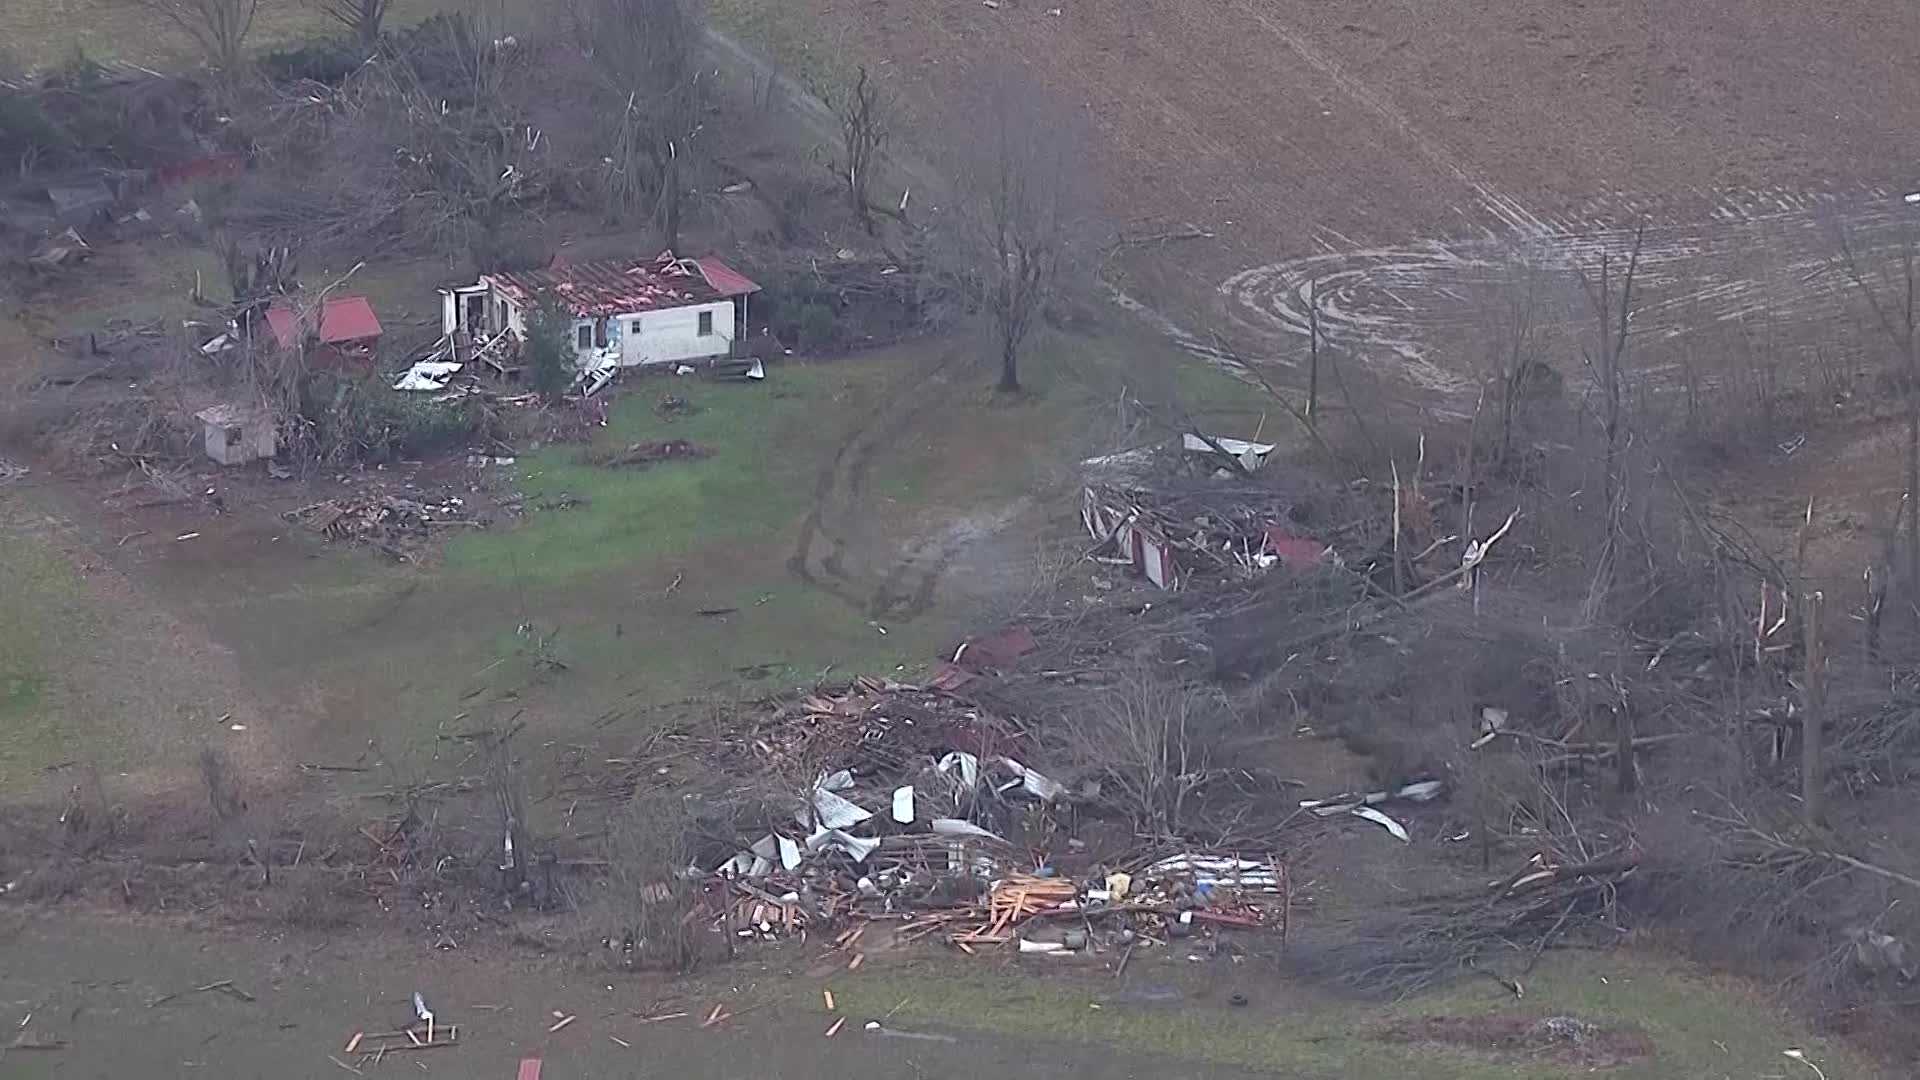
left=464, top=294, right=487, bottom=333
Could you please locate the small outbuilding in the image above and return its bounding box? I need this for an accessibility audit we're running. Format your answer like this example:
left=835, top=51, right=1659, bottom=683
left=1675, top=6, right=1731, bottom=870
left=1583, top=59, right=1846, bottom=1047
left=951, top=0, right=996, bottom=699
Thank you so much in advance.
left=194, top=403, right=276, bottom=466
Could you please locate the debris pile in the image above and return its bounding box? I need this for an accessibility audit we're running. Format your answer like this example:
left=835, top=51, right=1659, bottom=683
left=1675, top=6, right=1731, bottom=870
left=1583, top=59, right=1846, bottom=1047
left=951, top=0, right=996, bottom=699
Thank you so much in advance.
left=1082, top=482, right=1334, bottom=590
left=921, top=853, right=1290, bottom=955
left=701, top=676, right=1291, bottom=959
left=704, top=676, right=1048, bottom=938
left=587, top=439, right=711, bottom=469
left=286, top=491, right=484, bottom=560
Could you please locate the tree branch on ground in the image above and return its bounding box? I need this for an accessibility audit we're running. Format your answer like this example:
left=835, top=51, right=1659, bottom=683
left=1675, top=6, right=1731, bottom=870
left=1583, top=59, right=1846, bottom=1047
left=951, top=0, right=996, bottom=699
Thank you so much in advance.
left=1062, top=672, right=1223, bottom=839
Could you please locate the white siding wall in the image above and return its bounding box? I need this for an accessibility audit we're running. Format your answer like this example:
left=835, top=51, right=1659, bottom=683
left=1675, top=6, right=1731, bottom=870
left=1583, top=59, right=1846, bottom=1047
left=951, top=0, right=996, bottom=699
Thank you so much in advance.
left=621, top=301, right=734, bottom=367
left=451, top=283, right=733, bottom=369
left=501, top=291, right=526, bottom=338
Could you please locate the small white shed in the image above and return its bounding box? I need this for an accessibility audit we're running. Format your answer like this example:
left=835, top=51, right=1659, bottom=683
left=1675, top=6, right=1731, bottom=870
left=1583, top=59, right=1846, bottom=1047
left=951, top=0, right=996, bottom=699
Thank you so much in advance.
left=437, top=251, right=760, bottom=370
left=194, top=403, right=275, bottom=466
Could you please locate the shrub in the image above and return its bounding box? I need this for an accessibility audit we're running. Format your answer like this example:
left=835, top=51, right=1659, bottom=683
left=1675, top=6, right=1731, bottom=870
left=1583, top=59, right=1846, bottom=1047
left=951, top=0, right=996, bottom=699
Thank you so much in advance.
left=304, top=373, right=493, bottom=463
left=525, top=294, right=577, bottom=402
left=261, top=39, right=370, bottom=86
left=799, top=301, right=837, bottom=349
left=0, top=92, right=68, bottom=165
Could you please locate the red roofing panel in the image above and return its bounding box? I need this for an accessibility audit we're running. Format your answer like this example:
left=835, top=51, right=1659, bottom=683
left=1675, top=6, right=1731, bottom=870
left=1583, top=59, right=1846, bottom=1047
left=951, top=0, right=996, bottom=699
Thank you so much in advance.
left=1262, top=525, right=1328, bottom=569
left=696, top=256, right=760, bottom=298
left=488, top=253, right=726, bottom=318
left=263, top=305, right=300, bottom=350
left=263, top=295, right=383, bottom=349
left=316, top=295, right=382, bottom=343
left=955, top=625, right=1038, bottom=672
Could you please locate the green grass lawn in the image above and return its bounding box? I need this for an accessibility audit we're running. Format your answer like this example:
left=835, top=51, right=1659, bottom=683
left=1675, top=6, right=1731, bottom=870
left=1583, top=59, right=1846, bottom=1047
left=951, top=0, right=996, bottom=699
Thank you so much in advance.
left=835, top=949, right=1882, bottom=1080
left=140, top=332, right=1258, bottom=770
left=1, top=0, right=463, bottom=71
left=135, top=330, right=1259, bottom=772
left=0, top=513, right=89, bottom=785
left=447, top=368, right=857, bottom=587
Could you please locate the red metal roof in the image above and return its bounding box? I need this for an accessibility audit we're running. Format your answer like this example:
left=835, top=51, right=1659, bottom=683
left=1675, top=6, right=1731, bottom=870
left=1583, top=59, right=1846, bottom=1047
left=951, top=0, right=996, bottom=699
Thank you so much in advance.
left=264, top=295, right=382, bottom=349
left=696, top=256, right=760, bottom=298
left=1262, top=525, right=1328, bottom=569
left=488, top=253, right=729, bottom=318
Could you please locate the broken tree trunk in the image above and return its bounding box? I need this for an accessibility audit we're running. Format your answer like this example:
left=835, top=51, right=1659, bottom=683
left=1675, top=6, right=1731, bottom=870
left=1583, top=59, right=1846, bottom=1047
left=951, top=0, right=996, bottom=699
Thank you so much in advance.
left=1615, top=702, right=1636, bottom=795
left=1803, top=590, right=1826, bottom=828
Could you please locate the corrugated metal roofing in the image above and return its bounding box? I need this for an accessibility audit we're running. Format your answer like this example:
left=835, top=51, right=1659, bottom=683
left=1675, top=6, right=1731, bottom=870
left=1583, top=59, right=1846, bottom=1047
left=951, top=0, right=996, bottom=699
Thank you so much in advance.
left=488, top=254, right=719, bottom=318
left=265, top=295, right=383, bottom=349
left=1262, top=525, right=1328, bottom=569
left=695, top=257, right=760, bottom=298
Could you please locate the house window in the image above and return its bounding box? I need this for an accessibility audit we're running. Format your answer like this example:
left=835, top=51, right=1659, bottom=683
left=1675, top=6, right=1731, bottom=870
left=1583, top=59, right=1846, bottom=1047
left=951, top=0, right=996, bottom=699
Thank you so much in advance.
left=630, top=320, right=644, bottom=337
left=697, top=310, right=714, bottom=337
left=576, top=324, right=592, bottom=351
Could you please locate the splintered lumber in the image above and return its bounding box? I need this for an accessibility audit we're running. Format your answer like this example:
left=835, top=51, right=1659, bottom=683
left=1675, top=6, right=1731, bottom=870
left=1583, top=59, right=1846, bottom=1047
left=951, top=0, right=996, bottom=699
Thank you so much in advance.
left=347, top=1025, right=459, bottom=1055
left=951, top=875, right=1078, bottom=942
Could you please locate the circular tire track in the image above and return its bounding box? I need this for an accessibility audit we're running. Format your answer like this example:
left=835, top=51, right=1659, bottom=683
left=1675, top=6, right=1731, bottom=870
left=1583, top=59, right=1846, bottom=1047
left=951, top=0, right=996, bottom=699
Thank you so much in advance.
left=1219, top=185, right=1915, bottom=398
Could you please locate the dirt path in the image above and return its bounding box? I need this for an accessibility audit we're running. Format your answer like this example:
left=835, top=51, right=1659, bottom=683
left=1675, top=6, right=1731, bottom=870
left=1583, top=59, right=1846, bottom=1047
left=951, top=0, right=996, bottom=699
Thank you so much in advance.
left=787, top=348, right=1014, bottom=622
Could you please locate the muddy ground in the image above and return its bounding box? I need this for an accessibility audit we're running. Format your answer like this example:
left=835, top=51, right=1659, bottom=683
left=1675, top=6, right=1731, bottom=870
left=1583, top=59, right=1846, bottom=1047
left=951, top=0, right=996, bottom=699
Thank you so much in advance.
left=785, top=0, right=1920, bottom=411
left=6, top=2, right=1920, bottom=1075
left=0, top=906, right=1880, bottom=1079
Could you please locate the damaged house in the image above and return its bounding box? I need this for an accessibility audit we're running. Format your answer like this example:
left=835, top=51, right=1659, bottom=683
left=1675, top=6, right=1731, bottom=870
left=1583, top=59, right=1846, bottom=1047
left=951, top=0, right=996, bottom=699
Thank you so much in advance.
left=438, top=251, right=759, bottom=371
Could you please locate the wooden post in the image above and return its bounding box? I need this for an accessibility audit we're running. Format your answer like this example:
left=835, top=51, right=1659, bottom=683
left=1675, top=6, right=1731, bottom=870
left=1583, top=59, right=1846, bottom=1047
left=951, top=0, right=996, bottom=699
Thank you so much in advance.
left=1802, top=590, right=1826, bottom=828
left=1390, top=459, right=1405, bottom=596
left=1614, top=702, right=1635, bottom=795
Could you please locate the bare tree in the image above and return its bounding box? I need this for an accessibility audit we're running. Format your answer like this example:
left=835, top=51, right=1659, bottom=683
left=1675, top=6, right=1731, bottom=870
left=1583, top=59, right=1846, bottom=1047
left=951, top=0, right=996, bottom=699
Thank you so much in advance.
left=133, top=0, right=259, bottom=88
left=1065, top=673, right=1221, bottom=838
left=1484, top=247, right=1551, bottom=467
left=1836, top=230, right=1920, bottom=602
left=305, top=0, right=393, bottom=46
left=935, top=66, right=1091, bottom=392
left=566, top=0, right=705, bottom=247
left=1803, top=590, right=1827, bottom=827
left=368, top=13, right=539, bottom=269
left=831, top=65, right=889, bottom=231
left=1576, top=226, right=1643, bottom=626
